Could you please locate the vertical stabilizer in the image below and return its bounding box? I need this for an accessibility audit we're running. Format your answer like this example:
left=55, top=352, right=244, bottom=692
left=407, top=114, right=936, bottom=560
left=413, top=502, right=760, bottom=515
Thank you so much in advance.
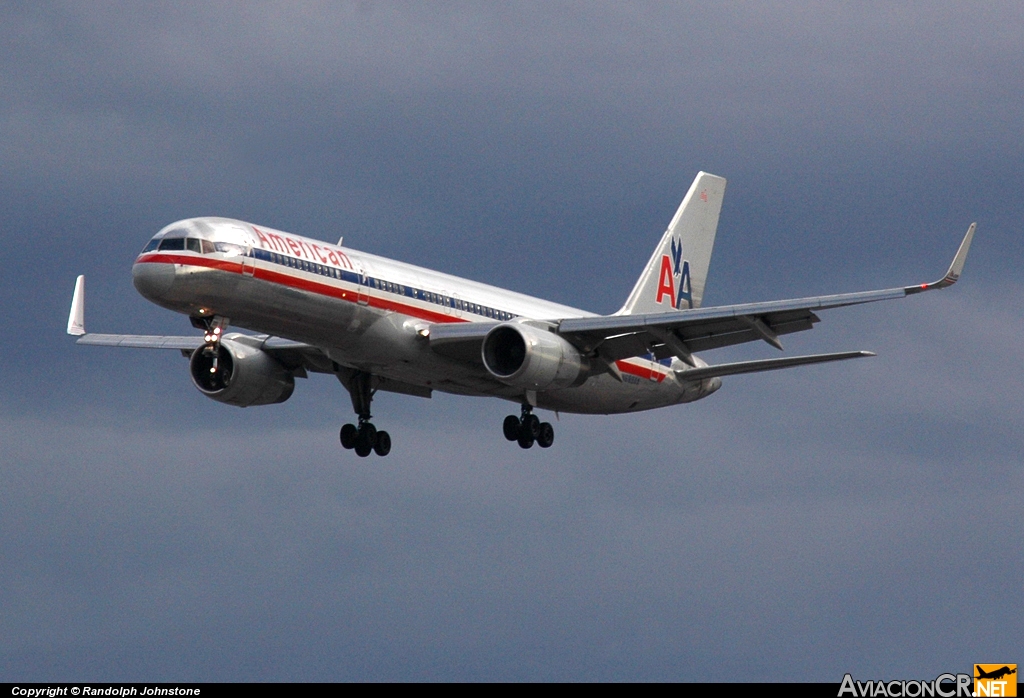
left=618, top=172, right=726, bottom=314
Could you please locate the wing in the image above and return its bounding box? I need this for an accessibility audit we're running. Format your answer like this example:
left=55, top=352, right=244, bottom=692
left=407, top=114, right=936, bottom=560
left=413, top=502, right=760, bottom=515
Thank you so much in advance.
left=425, top=224, right=974, bottom=371
left=558, top=224, right=975, bottom=366
left=67, top=275, right=429, bottom=398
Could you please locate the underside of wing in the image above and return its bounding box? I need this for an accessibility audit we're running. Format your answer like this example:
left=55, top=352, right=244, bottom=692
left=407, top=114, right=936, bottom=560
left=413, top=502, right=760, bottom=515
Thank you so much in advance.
left=75, top=334, right=205, bottom=350
left=427, top=321, right=500, bottom=365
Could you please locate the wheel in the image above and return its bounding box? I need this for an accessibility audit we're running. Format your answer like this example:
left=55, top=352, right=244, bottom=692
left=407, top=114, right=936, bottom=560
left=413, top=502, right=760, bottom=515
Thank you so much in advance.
left=517, top=430, right=534, bottom=449
left=340, top=423, right=358, bottom=449
left=355, top=423, right=377, bottom=454
left=358, top=422, right=377, bottom=441
left=521, top=413, right=541, bottom=438
left=373, top=430, right=391, bottom=457
left=502, top=415, right=521, bottom=441
left=536, top=422, right=554, bottom=448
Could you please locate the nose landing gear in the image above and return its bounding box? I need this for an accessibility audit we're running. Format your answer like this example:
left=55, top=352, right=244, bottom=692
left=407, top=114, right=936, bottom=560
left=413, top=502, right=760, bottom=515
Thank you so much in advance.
left=503, top=404, right=554, bottom=449
left=191, top=315, right=231, bottom=379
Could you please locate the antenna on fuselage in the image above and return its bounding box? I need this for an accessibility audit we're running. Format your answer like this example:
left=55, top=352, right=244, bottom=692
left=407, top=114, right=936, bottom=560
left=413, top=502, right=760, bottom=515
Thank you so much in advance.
left=337, top=236, right=344, bottom=246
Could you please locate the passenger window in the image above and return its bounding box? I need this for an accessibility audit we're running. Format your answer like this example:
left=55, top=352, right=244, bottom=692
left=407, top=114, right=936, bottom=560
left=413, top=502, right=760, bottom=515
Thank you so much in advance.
left=159, top=238, right=185, bottom=251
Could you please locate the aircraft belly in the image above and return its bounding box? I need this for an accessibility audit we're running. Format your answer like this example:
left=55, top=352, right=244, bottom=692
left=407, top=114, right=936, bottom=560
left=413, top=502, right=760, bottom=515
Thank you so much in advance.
left=536, top=374, right=686, bottom=415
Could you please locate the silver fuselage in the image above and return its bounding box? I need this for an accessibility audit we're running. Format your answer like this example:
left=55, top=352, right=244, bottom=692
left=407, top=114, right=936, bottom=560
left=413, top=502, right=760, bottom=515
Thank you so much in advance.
left=132, top=217, right=719, bottom=414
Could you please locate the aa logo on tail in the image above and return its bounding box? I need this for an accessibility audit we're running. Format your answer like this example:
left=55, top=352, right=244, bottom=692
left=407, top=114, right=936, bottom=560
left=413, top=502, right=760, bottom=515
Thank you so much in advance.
left=655, top=237, right=693, bottom=309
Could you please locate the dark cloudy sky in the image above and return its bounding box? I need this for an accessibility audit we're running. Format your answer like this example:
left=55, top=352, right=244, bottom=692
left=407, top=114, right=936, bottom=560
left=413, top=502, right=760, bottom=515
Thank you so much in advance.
left=1, top=2, right=1021, bottom=681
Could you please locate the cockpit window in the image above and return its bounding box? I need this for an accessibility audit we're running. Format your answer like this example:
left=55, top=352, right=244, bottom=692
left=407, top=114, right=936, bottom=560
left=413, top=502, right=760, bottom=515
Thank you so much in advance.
left=142, top=239, right=159, bottom=253
left=215, top=241, right=246, bottom=257
left=186, top=238, right=202, bottom=253
left=159, top=238, right=186, bottom=251
left=201, top=239, right=215, bottom=254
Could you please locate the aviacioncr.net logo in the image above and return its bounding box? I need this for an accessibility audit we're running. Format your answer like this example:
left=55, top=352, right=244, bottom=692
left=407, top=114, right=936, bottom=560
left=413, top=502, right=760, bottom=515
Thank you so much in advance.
left=975, top=665, right=1017, bottom=697
left=838, top=673, right=973, bottom=697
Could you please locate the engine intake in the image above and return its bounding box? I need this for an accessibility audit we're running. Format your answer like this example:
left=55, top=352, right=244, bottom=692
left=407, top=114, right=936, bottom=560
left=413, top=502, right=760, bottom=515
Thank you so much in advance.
left=189, top=338, right=294, bottom=407
left=481, top=323, right=583, bottom=391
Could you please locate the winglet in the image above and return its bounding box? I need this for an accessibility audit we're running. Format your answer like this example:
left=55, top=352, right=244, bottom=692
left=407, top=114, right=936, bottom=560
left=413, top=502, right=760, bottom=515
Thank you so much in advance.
left=67, top=275, right=86, bottom=336
left=908, top=223, right=975, bottom=294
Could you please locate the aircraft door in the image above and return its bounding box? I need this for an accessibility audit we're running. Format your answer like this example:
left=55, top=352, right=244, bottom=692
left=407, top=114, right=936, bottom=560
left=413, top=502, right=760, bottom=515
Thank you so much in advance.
left=356, top=262, right=370, bottom=305
left=241, top=247, right=255, bottom=277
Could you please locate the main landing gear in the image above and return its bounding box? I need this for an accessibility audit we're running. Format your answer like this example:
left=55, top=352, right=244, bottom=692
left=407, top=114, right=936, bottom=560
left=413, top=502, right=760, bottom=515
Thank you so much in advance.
left=340, top=418, right=391, bottom=457
left=503, top=404, right=554, bottom=449
left=338, top=370, right=391, bottom=457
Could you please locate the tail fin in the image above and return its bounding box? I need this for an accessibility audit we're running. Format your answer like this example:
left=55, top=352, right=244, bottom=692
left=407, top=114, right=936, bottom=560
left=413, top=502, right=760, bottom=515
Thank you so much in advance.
left=618, top=171, right=726, bottom=314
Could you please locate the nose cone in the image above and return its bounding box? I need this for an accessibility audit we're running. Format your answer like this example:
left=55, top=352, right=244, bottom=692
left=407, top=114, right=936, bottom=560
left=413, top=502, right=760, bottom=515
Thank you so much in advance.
left=132, top=260, right=175, bottom=302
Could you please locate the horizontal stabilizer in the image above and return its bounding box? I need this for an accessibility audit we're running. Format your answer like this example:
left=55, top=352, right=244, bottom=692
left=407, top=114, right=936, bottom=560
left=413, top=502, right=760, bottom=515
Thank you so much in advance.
left=677, top=350, right=874, bottom=382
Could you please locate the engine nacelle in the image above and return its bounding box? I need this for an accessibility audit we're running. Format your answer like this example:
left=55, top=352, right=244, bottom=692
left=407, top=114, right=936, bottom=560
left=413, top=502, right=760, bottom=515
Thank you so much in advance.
left=481, top=323, right=583, bottom=391
left=189, top=338, right=294, bottom=407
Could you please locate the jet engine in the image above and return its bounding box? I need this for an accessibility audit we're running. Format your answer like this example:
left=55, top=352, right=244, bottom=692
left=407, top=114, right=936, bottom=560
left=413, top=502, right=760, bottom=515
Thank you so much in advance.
left=481, top=323, right=583, bottom=391
left=189, top=338, right=294, bottom=407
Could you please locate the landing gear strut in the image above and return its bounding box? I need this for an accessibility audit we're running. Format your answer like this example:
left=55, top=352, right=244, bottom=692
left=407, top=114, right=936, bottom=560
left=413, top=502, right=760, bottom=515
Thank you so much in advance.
left=191, top=315, right=230, bottom=375
left=503, top=404, right=554, bottom=449
left=337, top=370, right=391, bottom=457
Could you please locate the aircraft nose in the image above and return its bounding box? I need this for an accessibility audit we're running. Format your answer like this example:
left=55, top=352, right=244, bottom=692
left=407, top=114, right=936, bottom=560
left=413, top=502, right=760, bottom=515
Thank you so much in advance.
left=132, top=260, right=175, bottom=301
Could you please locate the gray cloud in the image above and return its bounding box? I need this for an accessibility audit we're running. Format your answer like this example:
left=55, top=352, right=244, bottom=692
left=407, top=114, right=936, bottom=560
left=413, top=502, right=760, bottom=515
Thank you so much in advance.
left=1, top=1, right=1021, bottom=681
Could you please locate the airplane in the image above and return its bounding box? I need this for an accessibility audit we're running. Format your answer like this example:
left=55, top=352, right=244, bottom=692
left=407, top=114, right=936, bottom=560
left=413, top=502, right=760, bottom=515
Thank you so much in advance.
left=67, top=172, right=975, bottom=457
left=975, top=666, right=1016, bottom=681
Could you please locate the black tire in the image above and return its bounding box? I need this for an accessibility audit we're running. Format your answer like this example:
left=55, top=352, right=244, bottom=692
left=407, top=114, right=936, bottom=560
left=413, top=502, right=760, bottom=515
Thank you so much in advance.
left=502, top=415, right=520, bottom=441
left=373, top=430, right=391, bottom=457
left=517, top=430, right=534, bottom=449
left=536, top=422, right=554, bottom=448
left=340, top=423, right=358, bottom=449
left=355, top=423, right=376, bottom=454
left=522, top=413, right=541, bottom=438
